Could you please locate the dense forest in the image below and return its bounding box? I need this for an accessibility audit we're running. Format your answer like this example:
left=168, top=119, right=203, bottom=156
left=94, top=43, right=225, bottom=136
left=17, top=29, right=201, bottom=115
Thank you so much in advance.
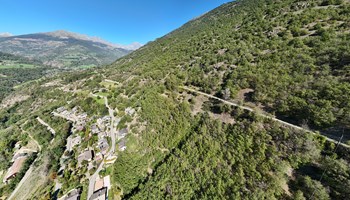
left=0, top=0, right=349, bottom=199
left=127, top=110, right=350, bottom=199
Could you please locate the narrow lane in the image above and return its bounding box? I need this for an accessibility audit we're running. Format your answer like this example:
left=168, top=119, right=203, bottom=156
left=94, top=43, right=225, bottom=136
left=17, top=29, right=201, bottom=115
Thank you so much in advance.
left=87, top=93, right=118, bottom=199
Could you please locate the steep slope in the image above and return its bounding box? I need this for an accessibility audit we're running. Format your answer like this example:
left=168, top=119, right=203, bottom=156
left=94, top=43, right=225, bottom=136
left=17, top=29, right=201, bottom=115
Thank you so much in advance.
left=0, top=0, right=350, bottom=200
left=113, top=0, right=350, bottom=138
left=0, top=30, right=136, bottom=68
left=104, top=0, right=350, bottom=199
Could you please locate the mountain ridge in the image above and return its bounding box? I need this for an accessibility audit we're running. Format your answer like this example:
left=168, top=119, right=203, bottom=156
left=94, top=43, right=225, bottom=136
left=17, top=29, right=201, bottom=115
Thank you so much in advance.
left=0, top=30, right=138, bottom=68
left=0, top=30, right=142, bottom=50
left=40, top=30, right=143, bottom=50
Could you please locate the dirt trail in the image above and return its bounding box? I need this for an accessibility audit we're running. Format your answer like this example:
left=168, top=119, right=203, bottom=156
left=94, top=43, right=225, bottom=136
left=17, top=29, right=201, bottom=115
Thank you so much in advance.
left=181, top=86, right=350, bottom=149
left=37, top=117, right=56, bottom=135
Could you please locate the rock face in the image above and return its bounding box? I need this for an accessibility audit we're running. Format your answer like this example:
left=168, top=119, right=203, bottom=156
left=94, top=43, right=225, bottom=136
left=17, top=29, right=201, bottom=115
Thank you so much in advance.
left=0, top=30, right=140, bottom=68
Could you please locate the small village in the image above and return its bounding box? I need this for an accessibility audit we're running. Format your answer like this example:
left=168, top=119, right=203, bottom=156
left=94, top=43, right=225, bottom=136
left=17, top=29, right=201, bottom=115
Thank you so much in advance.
left=54, top=104, right=135, bottom=200
left=2, top=97, right=136, bottom=200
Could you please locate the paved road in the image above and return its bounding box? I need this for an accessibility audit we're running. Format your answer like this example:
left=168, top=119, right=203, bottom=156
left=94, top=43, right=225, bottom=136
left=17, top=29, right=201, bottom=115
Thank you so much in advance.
left=87, top=93, right=118, bottom=199
left=104, top=96, right=117, bottom=154
left=181, top=86, right=350, bottom=149
left=87, top=161, right=104, bottom=199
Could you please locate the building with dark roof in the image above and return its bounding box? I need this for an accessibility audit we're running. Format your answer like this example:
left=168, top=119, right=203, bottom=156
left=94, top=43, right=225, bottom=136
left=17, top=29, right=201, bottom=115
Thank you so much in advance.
left=118, top=138, right=127, bottom=151
left=89, top=187, right=107, bottom=200
left=65, top=189, right=81, bottom=200
left=78, top=150, right=94, bottom=165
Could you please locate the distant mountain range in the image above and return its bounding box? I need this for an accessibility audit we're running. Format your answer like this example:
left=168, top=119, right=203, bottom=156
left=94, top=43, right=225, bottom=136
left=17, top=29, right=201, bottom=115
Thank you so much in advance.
left=0, top=32, right=13, bottom=37
left=0, top=30, right=142, bottom=68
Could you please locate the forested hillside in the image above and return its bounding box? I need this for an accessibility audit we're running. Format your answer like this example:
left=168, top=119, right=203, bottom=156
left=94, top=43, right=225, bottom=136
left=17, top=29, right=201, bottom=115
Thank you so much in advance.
left=0, top=0, right=349, bottom=199
left=0, top=52, right=52, bottom=102
left=119, top=0, right=350, bottom=131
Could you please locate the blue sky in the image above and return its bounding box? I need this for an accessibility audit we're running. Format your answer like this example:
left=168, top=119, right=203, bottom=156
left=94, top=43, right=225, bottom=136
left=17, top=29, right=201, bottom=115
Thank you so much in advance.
left=0, top=0, right=230, bottom=45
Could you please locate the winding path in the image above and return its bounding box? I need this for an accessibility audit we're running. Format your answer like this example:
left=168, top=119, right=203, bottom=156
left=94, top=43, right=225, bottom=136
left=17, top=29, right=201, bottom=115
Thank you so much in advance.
left=37, top=117, right=56, bottom=135
left=52, top=112, right=77, bottom=122
left=181, top=86, right=350, bottom=149
left=25, top=130, right=42, bottom=152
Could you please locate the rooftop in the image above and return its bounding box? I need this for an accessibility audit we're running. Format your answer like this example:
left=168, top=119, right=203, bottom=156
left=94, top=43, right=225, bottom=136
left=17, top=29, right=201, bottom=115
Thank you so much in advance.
left=4, top=156, right=27, bottom=181
left=118, top=139, right=127, bottom=151
left=89, top=187, right=107, bottom=200
left=65, top=189, right=81, bottom=200
left=94, top=178, right=104, bottom=191
left=78, top=150, right=94, bottom=164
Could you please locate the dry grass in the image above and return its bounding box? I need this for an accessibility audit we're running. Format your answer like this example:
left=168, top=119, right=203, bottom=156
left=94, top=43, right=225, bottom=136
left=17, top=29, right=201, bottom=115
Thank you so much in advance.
left=236, top=88, right=254, bottom=102
left=209, top=112, right=235, bottom=124
left=10, top=157, right=49, bottom=200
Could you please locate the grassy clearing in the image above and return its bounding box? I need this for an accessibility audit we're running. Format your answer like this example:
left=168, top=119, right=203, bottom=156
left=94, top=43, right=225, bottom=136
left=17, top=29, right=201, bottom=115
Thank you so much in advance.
left=96, top=92, right=109, bottom=97
left=77, top=90, right=90, bottom=97
left=125, top=134, right=139, bottom=152
left=93, top=96, right=105, bottom=105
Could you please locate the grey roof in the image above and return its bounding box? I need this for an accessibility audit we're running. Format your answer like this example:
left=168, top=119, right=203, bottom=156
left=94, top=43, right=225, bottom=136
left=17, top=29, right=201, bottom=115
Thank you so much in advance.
left=125, top=107, right=135, bottom=115
left=119, top=128, right=128, bottom=135
left=101, top=116, right=111, bottom=121
left=118, top=139, right=126, bottom=149
left=89, top=187, right=107, bottom=200
left=65, top=189, right=80, bottom=200
left=98, top=139, right=109, bottom=151
left=91, top=124, right=100, bottom=134
left=78, top=150, right=93, bottom=163
left=57, top=107, right=66, bottom=113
